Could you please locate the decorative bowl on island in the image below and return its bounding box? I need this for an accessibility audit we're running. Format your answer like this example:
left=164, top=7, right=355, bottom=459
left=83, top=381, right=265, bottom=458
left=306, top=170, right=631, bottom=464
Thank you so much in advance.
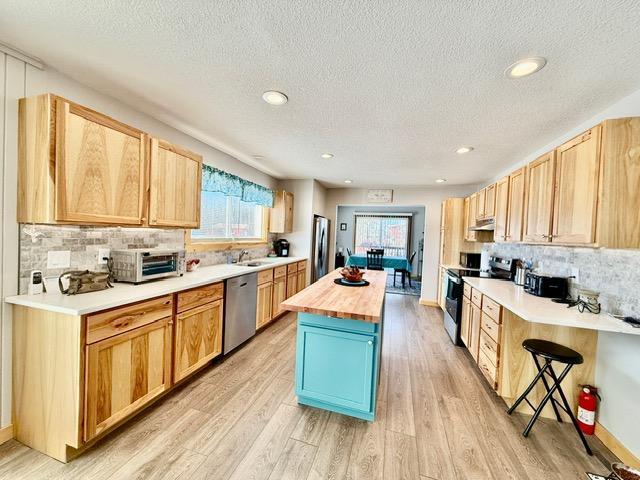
left=340, top=266, right=365, bottom=282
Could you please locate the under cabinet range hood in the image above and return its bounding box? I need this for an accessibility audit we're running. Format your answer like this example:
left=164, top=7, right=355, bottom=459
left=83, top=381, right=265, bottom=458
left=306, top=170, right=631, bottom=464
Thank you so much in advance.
left=470, top=218, right=495, bottom=231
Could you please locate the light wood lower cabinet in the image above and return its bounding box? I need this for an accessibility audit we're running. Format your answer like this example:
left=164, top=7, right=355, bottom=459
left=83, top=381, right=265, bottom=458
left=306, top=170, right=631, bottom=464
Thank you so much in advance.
left=460, top=295, right=471, bottom=346
left=173, top=299, right=223, bottom=382
left=286, top=272, right=297, bottom=298
left=272, top=275, right=287, bottom=317
left=468, top=302, right=481, bottom=362
left=84, top=317, right=172, bottom=441
left=297, top=267, right=307, bottom=291
left=256, top=281, right=273, bottom=329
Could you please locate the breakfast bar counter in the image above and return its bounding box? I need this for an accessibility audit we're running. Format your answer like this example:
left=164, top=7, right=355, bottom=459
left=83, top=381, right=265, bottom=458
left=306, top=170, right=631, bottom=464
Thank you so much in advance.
left=282, top=269, right=387, bottom=421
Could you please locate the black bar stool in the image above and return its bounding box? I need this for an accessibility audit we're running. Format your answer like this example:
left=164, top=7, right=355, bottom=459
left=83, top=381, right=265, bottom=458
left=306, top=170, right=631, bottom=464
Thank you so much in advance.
left=507, top=338, right=592, bottom=456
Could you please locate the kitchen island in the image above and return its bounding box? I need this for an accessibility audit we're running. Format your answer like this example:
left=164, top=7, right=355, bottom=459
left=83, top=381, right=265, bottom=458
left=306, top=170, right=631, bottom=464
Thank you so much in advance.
left=282, top=268, right=387, bottom=421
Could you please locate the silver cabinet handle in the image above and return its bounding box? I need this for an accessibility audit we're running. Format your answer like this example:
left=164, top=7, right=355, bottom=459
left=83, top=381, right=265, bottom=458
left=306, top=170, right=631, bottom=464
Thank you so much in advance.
left=367, top=340, right=373, bottom=346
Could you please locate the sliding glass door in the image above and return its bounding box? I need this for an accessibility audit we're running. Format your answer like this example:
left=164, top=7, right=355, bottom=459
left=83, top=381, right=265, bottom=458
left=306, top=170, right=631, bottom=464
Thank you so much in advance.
left=353, top=214, right=411, bottom=257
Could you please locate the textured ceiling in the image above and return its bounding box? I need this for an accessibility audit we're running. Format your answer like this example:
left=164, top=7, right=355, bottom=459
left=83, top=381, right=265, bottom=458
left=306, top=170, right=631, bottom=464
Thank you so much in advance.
left=3, top=1, right=640, bottom=187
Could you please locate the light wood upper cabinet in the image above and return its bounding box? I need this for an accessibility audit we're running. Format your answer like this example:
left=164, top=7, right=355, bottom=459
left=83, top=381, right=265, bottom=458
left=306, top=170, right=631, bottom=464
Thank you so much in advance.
left=269, top=191, right=294, bottom=233
left=506, top=167, right=526, bottom=242
left=256, top=281, right=273, bottom=329
left=477, top=187, right=486, bottom=221
left=552, top=126, right=601, bottom=244
left=19, top=94, right=147, bottom=225
left=463, top=197, right=477, bottom=241
left=174, top=299, right=223, bottom=382
left=523, top=151, right=556, bottom=243
left=18, top=94, right=203, bottom=228
left=484, top=183, right=496, bottom=218
left=493, top=177, right=509, bottom=242
left=148, top=138, right=202, bottom=228
left=84, top=317, right=172, bottom=441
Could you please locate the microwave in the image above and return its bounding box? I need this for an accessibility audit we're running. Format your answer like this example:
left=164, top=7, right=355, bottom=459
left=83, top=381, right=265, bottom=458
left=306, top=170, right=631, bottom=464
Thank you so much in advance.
left=110, top=249, right=186, bottom=284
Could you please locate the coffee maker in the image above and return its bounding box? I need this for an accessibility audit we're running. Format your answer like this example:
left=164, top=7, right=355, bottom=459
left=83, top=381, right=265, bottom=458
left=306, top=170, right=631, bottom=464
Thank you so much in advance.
left=274, top=239, right=290, bottom=257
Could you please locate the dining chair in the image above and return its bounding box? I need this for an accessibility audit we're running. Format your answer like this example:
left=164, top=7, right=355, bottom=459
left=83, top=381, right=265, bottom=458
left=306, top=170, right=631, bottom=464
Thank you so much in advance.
left=346, top=248, right=352, bottom=256
left=366, top=250, right=384, bottom=270
left=393, top=251, right=416, bottom=288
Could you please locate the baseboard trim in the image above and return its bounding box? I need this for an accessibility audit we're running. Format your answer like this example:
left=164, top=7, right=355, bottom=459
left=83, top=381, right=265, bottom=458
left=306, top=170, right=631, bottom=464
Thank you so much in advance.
left=0, top=424, right=13, bottom=445
left=595, top=422, right=640, bottom=468
left=419, top=298, right=439, bottom=307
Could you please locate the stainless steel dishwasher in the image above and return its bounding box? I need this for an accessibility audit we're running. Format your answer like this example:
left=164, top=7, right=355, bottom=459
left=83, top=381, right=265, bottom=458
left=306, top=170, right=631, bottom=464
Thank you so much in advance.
left=224, top=272, right=257, bottom=354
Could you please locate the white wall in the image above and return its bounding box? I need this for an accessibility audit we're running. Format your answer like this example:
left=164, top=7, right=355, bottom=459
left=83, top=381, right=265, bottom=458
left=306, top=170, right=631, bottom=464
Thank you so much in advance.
left=325, top=186, right=476, bottom=301
left=0, top=59, right=277, bottom=428
left=483, top=86, right=640, bottom=458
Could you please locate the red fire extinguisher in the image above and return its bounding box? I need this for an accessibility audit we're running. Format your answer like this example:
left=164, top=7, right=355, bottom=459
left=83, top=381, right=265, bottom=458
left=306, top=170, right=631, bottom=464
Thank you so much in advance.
left=577, top=385, right=600, bottom=435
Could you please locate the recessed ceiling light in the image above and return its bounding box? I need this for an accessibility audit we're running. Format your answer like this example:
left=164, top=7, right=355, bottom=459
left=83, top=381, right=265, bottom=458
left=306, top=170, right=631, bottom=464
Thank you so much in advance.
left=344, top=179, right=353, bottom=184
left=456, top=146, right=474, bottom=154
left=262, top=90, right=288, bottom=106
left=504, top=57, right=547, bottom=79
left=321, top=153, right=334, bottom=159
left=436, top=178, right=447, bottom=183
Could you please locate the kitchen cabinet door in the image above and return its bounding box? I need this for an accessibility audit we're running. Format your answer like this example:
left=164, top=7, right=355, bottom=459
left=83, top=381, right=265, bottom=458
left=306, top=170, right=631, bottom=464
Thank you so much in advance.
left=286, top=273, right=297, bottom=298
left=148, top=138, right=202, bottom=228
left=272, top=275, right=287, bottom=317
left=269, top=191, right=294, bottom=233
left=484, top=183, right=496, bottom=218
left=469, top=303, right=482, bottom=362
left=55, top=98, right=146, bottom=225
left=174, top=299, right=223, bottom=382
left=477, top=188, right=486, bottom=220
left=463, top=197, right=477, bottom=241
left=460, top=295, right=472, bottom=347
left=297, top=268, right=307, bottom=291
left=552, top=127, right=601, bottom=244
left=523, top=151, right=556, bottom=243
left=506, top=167, right=526, bottom=242
left=85, top=318, right=172, bottom=441
left=493, top=177, right=509, bottom=242
left=256, top=282, right=273, bottom=329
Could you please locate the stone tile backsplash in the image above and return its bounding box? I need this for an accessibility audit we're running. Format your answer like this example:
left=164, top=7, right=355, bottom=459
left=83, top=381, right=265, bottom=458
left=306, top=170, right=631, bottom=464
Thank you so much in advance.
left=19, top=224, right=276, bottom=294
left=484, top=243, right=640, bottom=317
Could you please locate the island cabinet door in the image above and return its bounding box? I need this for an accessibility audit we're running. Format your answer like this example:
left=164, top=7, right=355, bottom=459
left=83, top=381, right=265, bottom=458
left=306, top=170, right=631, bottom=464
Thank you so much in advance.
left=296, top=324, right=376, bottom=415
left=174, top=299, right=223, bottom=382
left=84, top=318, right=172, bottom=441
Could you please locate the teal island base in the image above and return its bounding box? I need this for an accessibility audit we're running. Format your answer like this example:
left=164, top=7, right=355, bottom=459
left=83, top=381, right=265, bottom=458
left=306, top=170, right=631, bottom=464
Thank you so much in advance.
left=294, top=310, right=383, bottom=422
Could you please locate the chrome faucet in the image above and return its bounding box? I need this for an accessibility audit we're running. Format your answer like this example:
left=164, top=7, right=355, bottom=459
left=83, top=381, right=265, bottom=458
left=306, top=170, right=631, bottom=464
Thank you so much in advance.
left=238, top=250, right=250, bottom=263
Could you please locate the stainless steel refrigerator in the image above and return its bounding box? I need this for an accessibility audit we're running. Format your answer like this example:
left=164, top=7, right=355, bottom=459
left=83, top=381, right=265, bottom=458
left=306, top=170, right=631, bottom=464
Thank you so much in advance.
left=312, top=215, right=330, bottom=283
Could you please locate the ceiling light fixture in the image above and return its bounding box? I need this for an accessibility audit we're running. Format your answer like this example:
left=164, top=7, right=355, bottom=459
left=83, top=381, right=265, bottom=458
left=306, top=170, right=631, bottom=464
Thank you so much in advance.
left=456, top=146, right=474, bottom=154
left=344, top=179, right=353, bottom=184
left=262, top=90, right=288, bottom=106
left=436, top=178, right=447, bottom=183
left=321, top=153, right=334, bottom=159
left=504, top=57, right=547, bottom=79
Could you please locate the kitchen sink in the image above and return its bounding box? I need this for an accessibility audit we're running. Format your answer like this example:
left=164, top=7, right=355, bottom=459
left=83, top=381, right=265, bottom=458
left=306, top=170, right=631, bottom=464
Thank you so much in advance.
left=234, top=261, right=266, bottom=267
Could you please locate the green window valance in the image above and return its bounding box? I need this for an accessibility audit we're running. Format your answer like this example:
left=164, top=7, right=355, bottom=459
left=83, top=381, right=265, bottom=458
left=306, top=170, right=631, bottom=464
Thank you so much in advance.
left=202, top=164, right=274, bottom=207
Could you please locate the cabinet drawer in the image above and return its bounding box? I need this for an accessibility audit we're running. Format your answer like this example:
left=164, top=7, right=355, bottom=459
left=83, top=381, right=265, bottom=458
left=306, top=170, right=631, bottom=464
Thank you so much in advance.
left=478, top=350, right=498, bottom=389
left=274, top=265, right=287, bottom=278
left=257, top=268, right=274, bottom=285
left=287, top=262, right=298, bottom=274
left=177, top=282, right=224, bottom=313
left=297, top=260, right=307, bottom=270
left=471, top=288, right=482, bottom=307
left=86, top=295, right=173, bottom=344
left=479, top=329, right=499, bottom=367
left=480, top=312, right=501, bottom=343
left=463, top=283, right=472, bottom=299
left=482, top=295, right=501, bottom=322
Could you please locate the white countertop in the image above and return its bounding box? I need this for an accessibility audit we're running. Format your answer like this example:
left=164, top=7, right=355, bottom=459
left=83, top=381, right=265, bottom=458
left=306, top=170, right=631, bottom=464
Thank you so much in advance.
left=4, top=256, right=306, bottom=316
left=463, top=277, right=640, bottom=336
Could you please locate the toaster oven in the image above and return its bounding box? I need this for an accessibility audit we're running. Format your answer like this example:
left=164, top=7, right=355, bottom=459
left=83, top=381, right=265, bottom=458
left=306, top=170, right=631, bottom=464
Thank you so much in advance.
left=110, top=249, right=186, bottom=284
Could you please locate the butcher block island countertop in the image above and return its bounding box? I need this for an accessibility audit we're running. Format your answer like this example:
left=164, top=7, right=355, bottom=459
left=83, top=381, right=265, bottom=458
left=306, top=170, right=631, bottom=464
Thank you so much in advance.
left=282, top=268, right=387, bottom=322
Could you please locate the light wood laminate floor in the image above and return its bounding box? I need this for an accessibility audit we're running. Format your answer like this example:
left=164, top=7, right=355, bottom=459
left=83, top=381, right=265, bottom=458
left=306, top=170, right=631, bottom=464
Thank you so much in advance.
left=0, top=294, right=617, bottom=479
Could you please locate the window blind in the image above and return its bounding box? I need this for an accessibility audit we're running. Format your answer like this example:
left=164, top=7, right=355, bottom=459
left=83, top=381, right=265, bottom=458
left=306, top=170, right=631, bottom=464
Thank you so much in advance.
left=353, top=214, right=411, bottom=257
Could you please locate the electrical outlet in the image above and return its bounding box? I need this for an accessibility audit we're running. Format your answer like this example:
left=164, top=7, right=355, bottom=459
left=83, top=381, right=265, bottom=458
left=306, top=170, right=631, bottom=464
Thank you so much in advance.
left=571, top=267, right=580, bottom=284
left=98, top=248, right=110, bottom=265
left=47, top=250, right=71, bottom=269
